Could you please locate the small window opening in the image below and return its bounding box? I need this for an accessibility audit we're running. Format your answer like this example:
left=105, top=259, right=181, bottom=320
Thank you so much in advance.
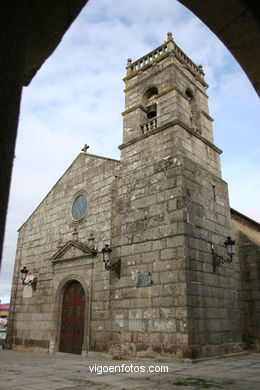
left=186, top=89, right=195, bottom=124
left=186, top=89, right=193, bottom=100
left=212, top=185, right=216, bottom=201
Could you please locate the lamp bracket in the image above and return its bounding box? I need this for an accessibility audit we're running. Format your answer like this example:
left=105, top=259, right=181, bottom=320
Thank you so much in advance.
left=211, top=246, right=233, bottom=272
left=105, top=259, right=121, bottom=278
left=22, top=276, right=37, bottom=292
left=212, top=250, right=233, bottom=265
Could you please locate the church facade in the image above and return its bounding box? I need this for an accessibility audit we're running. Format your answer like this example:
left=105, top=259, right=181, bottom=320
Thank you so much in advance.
left=6, top=33, right=260, bottom=360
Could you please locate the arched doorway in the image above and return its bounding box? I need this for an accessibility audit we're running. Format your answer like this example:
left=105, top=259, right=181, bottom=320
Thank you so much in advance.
left=59, top=280, right=85, bottom=355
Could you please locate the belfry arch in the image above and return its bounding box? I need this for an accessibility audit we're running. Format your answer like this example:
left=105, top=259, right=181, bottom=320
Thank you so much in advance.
left=144, top=87, right=158, bottom=120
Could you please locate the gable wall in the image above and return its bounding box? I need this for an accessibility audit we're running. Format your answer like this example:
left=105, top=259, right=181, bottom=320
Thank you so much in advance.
left=6, top=153, right=120, bottom=352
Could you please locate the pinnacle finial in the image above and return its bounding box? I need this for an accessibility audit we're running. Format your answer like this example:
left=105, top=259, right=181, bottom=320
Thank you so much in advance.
left=167, top=32, right=173, bottom=41
left=127, top=58, right=132, bottom=66
left=198, top=64, right=205, bottom=76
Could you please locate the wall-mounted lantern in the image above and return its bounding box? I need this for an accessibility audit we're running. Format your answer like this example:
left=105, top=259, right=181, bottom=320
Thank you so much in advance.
left=20, top=266, right=37, bottom=292
left=211, top=236, right=235, bottom=270
left=102, top=245, right=121, bottom=278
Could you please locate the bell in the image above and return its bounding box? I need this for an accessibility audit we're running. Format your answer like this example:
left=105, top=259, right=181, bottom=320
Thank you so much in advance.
left=147, top=103, right=157, bottom=119
left=147, top=110, right=156, bottom=119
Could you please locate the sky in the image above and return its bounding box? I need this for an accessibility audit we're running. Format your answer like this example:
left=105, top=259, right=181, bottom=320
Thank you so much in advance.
left=0, top=0, right=259, bottom=303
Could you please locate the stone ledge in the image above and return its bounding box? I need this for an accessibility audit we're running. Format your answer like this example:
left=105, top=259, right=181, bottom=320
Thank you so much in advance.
left=119, top=118, right=222, bottom=155
left=201, top=110, right=214, bottom=122
left=122, top=104, right=146, bottom=117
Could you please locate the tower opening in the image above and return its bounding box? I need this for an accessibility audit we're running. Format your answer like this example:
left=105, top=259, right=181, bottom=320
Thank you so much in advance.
left=144, top=87, right=158, bottom=119
left=186, top=88, right=196, bottom=125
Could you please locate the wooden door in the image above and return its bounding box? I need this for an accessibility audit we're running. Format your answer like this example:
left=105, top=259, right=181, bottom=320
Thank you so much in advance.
left=59, top=281, right=85, bottom=354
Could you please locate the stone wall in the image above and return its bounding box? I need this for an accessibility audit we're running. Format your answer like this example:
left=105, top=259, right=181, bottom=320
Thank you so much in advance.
left=6, top=153, right=120, bottom=353
left=183, top=160, right=243, bottom=358
left=237, top=233, right=260, bottom=350
left=111, top=143, right=188, bottom=358
left=231, top=209, right=260, bottom=350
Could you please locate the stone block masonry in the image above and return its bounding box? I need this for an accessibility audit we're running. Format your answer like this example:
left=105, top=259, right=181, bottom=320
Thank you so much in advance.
left=6, top=33, right=258, bottom=360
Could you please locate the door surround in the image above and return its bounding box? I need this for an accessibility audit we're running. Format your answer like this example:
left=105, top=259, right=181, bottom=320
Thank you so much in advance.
left=51, top=274, right=89, bottom=355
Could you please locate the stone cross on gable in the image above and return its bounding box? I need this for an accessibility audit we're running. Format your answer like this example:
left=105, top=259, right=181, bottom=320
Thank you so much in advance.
left=81, top=144, right=89, bottom=153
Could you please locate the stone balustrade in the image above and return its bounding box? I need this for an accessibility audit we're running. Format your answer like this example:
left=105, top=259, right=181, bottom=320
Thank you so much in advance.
left=174, top=43, right=204, bottom=76
left=140, top=118, right=157, bottom=134
left=127, top=43, right=168, bottom=73
left=126, top=32, right=204, bottom=77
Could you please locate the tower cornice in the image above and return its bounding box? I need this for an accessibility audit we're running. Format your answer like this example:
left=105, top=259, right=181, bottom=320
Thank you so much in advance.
left=119, top=118, right=222, bottom=155
left=124, top=62, right=209, bottom=93
left=125, top=32, right=205, bottom=82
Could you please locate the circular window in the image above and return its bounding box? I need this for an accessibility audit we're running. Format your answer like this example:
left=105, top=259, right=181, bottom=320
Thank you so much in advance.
left=71, top=194, right=88, bottom=222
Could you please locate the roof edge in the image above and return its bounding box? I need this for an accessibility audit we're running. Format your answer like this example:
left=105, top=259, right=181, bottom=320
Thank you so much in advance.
left=231, top=207, right=260, bottom=231
left=18, top=152, right=120, bottom=232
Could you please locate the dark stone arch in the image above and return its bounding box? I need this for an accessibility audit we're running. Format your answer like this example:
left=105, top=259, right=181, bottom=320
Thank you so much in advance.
left=143, top=87, right=159, bottom=119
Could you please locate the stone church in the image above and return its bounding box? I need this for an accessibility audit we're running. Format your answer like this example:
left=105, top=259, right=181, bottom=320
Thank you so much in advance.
left=6, top=33, right=260, bottom=360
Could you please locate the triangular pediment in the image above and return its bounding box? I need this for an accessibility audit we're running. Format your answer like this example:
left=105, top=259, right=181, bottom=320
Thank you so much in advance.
left=51, top=241, right=97, bottom=263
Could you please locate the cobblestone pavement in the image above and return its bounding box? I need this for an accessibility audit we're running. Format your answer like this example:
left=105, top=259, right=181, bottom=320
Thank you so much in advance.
left=0, top=349, right=260, bottom=390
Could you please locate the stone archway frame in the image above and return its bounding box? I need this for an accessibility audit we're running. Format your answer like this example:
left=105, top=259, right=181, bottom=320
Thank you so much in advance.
left=51, top=273, right=91, bottom=356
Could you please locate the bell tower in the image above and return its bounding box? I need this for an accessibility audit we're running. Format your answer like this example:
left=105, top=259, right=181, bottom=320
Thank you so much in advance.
left=121, top=32, right=215, bottom=152
left=110, top=33, right=243, bottom=360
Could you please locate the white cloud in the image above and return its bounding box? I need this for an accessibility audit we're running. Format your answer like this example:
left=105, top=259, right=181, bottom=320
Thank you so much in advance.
left=0, top=0, right=259, bottom=302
